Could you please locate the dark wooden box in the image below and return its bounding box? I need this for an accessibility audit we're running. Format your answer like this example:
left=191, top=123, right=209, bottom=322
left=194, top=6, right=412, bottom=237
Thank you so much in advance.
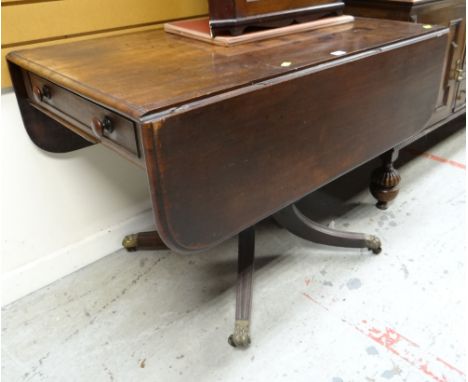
left=208, top=0, right=344, bottom=36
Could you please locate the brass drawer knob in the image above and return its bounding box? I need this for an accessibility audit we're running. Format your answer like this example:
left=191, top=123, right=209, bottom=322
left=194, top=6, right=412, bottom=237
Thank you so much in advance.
left=91, top=116, right=114, bottom=137
left=32, top=85, right=51, bottom=101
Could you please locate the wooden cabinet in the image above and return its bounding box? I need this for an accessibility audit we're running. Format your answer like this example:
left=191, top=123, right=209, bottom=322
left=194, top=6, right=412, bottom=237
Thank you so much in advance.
left=208, top=0, right=344, bottom=35
left=345, top=0, right=465, bottom=210
left=454, top=48, right=466, bottom=112
left=345, top=0, right=465, bottom=129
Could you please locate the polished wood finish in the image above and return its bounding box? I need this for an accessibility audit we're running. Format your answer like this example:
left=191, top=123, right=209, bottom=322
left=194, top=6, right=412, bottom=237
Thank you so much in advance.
left=274, top=205, right=381, bottom=253
left=143, top=32, right=447, bottom=252
left=28, top=73, right=139, bottom=156
left=9, top=19, right=444, bottom=120
left=125, top=199, right=383, bottom=349
left=208, top=0, right=344, bottom=36
left=228, top=227, right=255, bottom=348
left=345, top=0, right=465, bottom=208
left=369, top=148, right=401, bottom=210
left=229, top=197, right=383, bottom=348
left=345, top=0, right=465, bottom=126
left=8, top=61, right=94, bottom=153
left=7, top=18, right=448, bottom=253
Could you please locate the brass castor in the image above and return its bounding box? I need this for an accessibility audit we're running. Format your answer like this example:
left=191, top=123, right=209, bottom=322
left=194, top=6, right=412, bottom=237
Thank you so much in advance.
left=365, top=235, right=382, bottom=255
left=228, top=320, right=251, bottom=348
left=121, top=231, right=168, bottom=252
left=228, top=334, right=251, bottom=348
left=122, top=234, right=138, bottom=252
left=371, top=246, right=382, bottom=255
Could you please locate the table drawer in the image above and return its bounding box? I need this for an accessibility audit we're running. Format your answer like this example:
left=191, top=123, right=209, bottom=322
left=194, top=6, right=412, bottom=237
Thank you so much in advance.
left=28, top=73, right=139, bottom=156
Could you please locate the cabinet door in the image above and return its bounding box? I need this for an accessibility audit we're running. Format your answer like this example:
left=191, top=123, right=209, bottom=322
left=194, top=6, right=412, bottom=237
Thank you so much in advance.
left=412, top=0, right=465, bottom=124
left=345, top=0, right=466, bottom=125
left=454, top=47, right=466, bottom=112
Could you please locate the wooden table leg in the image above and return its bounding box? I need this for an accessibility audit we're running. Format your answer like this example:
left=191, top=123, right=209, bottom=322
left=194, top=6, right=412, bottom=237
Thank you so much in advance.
left=125, top=208, right=380, bottom=348
left=370, top=148, right=401, bottom=210
left=228, top=227, right=255, bottom=348
left=274, top=204, right=382, bottom=254
left=122, top=231, right=168, bottom=252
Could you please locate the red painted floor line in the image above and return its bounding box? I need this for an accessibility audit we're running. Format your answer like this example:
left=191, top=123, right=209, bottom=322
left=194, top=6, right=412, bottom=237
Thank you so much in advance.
left=301, top=292, right=466, bottom=381
left=403, top=147, right=466, bottom=170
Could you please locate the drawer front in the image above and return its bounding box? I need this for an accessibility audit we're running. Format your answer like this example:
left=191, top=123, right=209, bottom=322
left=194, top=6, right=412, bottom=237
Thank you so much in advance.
left=28, top=73, right=139, bottom=156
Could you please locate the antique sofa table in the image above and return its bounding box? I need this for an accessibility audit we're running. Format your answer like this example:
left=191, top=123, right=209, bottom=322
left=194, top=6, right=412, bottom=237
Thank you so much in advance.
left=7, top=18, right=448, bottom=347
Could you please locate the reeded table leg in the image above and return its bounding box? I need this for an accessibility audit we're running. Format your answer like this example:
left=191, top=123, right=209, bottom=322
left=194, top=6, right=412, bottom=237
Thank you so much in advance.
left=125, top=208, right=380, bottom=349
left=274, top=204, right=382, bottom=254
left=122, top=231, right=168, bottom=252
left=228, top=227, right=255, bottom=348
left=370, top=148, right=401, bottom=210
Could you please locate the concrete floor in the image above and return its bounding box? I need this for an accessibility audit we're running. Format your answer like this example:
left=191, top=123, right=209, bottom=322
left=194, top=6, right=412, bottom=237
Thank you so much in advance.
left=2, top=120, right=466, bottom=382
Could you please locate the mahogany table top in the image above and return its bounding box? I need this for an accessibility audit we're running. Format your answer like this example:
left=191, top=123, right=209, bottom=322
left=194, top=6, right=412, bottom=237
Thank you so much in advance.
left=7, top=18, right=445, bottom=120
left=7, top=17, right=448, bottom=252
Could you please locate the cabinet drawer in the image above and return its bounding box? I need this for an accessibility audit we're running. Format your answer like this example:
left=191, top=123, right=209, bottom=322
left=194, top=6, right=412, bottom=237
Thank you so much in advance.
left=28, top=73, right=139, bottom=156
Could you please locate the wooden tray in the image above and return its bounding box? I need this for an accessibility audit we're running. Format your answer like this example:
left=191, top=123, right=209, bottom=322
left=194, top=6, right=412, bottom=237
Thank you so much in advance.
left=164, top=15, right=354, bottom=46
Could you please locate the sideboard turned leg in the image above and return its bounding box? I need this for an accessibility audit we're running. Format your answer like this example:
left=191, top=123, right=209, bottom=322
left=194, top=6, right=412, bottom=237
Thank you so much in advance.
left=370, top=148, right=401, bottom=210
left=228, top=227, right=255, bottom=348
left=274, top=204, right=382, bottom=254
left=122, top=231, right=168, bottom=252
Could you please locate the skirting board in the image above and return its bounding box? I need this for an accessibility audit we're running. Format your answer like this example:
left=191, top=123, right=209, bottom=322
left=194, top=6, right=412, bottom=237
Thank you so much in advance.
left=1, top=209, right=155, bottom=306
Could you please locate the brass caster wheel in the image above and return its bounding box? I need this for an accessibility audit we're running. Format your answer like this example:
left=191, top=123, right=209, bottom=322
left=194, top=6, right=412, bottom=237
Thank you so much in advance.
left=228, top=320, right=251, bottom=348
left=122, top=234, right=138, bottom=252
left=371, top=246, right=382, bottom=255
left=366, top=235, right=382, bottom=255
left=228, top=334, right=251, bottom=348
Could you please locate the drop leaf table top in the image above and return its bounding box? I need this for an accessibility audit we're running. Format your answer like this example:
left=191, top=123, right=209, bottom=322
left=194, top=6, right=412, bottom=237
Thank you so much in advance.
left=7, top=17, right=448, bottom=253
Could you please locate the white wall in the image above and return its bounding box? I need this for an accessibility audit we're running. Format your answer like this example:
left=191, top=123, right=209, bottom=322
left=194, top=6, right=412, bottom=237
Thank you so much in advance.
left=1, top=92, right=155, bottom=305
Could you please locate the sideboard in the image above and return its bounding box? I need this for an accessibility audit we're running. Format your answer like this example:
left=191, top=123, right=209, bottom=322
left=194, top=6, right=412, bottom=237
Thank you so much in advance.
left=345, top=0, right=465, bottom=208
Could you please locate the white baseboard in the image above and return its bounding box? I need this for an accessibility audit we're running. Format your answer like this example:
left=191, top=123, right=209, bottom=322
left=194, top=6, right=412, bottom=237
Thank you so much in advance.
left=1, top=209, right=155, bottom=307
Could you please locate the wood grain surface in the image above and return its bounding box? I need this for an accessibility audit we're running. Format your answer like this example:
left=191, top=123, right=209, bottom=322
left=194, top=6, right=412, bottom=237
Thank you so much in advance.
left=143, top=32, right=448, bottom=252
left=7, top=18, right=447, bottom=119
left=7, top=17, right=449, bottom=253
